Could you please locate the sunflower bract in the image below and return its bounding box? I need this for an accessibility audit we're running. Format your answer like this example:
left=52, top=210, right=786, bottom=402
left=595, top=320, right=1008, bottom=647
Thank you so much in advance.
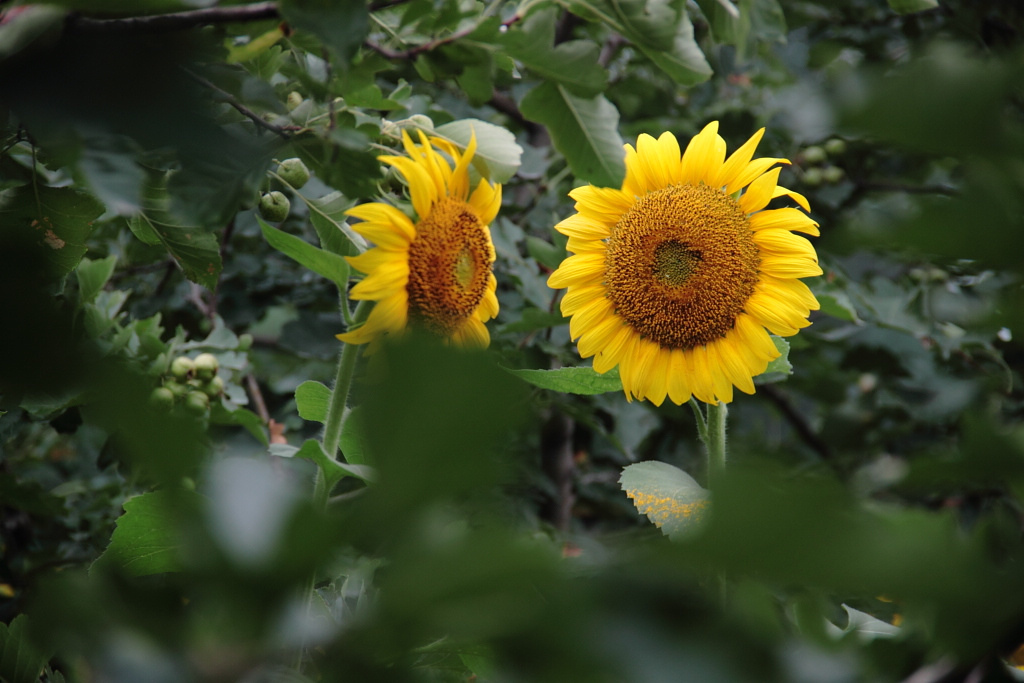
left=547, top=122, right=822, bottom=406
left=338, top=130, right=502, bottom=350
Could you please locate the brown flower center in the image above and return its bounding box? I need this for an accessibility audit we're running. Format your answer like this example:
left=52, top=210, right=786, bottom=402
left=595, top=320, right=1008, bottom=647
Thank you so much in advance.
left=406, top=197, right=492, bottom=337
left=605, top=184, right=760, bottom=349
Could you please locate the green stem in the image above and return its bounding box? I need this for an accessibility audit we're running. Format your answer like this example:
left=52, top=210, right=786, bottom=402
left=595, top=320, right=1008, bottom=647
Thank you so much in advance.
left=705, top=401, right=728, bottom=489
left=322, top=299, right=371, bottom=461
left=297, top=298, right=370, bottom=673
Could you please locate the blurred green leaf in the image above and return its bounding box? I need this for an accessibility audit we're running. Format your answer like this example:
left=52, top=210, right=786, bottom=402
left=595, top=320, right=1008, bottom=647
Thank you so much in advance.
left=0, top=614, right=51, bottom=683
left=93, top=490, right=202, bottom=576
left=279, top=0, right=368, bottom=64
left=0, top=6, right=65, bottom=62
left=75, top=254, right=117, bottom=305
left=887, top=0, right=939, bottom=14
left=289, top=438, right=376, bottom=489
left=258, top=217, right=349, bottom=289
left=620, top=461, right=709, bottom=539
left=0, top=185, right=103, bottom=277
left=296, top=380, right=331, bottom=423
left=505, top=365, right=623, bottom=395
left=519, top=83, right=625, bottom=188
left=432, top=119, right=524, bottom=185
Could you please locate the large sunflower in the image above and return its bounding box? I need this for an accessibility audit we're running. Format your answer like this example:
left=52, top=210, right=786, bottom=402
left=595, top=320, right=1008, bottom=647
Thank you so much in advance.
left=548, top=122, right=821, bottom=405
left=338, top=130, right=502, bottom=349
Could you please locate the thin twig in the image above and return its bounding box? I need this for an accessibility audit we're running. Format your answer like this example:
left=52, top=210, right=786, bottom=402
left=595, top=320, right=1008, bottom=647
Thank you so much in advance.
left=183, top=69, right=297, bottom=139
left=759, top=384, right=835, bottom=462
left=65, top=2, right=279, bottom=34
left=858, top=181, right=958, bottom=196
left=245, top=373, right=271, bottom=424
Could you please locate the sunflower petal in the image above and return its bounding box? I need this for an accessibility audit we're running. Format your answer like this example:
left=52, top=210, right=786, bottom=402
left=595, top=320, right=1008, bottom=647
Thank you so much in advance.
left=739, top=166, right=782, bottom=214
left=680, top=122, right=723, bottom=186
left=748, top=207, right=820, bottom=236
left=772, top=185, right=810, bottom=212
left=549, top=253, right=607, bottom=289
left=714, top=128, right=764, bottom=189
left=728, top=157, right=788, bottom=194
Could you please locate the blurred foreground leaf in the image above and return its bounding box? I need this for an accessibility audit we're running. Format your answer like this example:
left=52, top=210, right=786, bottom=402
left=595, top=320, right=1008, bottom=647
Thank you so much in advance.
left=93, top=490, right=202, bottom=576
left=0, top=615, right=51, bottom=683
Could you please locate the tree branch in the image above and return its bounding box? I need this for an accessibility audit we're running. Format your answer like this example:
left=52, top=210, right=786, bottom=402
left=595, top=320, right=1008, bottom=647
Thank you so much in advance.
left=759, top=384, right=835, bottom=463
left=65, top=2, right=280, bottom=34
left=184, top=69, right=298, bottom=139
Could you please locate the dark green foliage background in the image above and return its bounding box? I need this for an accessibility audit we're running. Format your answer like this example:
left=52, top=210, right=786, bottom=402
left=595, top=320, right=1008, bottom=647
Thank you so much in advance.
left=2, top=0, right=1024, bottom=681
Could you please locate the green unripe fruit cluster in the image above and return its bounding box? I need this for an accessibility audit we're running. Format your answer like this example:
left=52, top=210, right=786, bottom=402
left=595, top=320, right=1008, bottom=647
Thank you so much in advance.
left=800, top=138, right=848, bottom=187
left=276, top=158, right=311, bottom=189
left=259, top=191, right=290, bottom=222
left=151, top=353, right=225, bottom=415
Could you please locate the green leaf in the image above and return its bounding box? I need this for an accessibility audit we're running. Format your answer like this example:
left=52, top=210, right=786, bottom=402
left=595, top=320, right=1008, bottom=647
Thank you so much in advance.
left=340, top=406, right=369, bottom=465
left=817, top=291, right=861, bottom=323
left=634, top=10, right=713, bottom=85
left=887, top=0, right=939, bottom=14
left=499, top=308, right=569, bottom=334
left=431, top=119, right=524, bottom=185
left=128, top=170, right=222, bottom=289
left=0, top=185, right=104, bottom=277
left=302, top=190, right=364, bottom=255
left=620, top=461, right=710, bottom=540
left=519, top=82, right=625, bottom=188
left=76, top=254, right=117, bottom=305
left=279, top=0, right=369, bottom=64
left=498, top=8, right=608, bottom=97
left=296, top=380, right=331, bottom=423
left=755, top=336, right=793, bottom=384
left=93, top=490, right=202, bottom=576
left=258, top=217, right=350, bottom=290
left=0, top=614, right=51, bottom=683
left=567, top=0, right=711, bottom=84
left=505, top=365, right=623, bottom=395
left=289, top=439, right=376, bottom=490
left=525, top=235, right=565, bottom=271
left=825, top=604, right=901, bottom=640
left=208, top=404, right=269, bottom=447
left=292, top=129, right=383, bottom=203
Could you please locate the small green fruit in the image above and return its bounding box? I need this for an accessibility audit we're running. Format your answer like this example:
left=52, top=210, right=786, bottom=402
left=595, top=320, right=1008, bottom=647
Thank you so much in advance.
left=277, top=158, right=311, bottom=189
left=822, top=165, right=845, bottom=184
left=164, top=380, right=189, bottom=399
left=237, top=333, right=254, bottom=351
left=184, top=391, right=210, bottom=414
left=149, top=386, right=176, bottom=410
left=824, top=138, right=847, bottom=156
left=170, top=355, right=194, bottom=380
left=258, top=191, right=290, bottom=222
left=802, top=146, right=827, bottom=164
left=286, top=91, right=303, bottom=111
left=203, top=375, right=225, bottom=398
left=803, top=167, right=824, bottom=187
left=193, top=353, right=219, bottom=380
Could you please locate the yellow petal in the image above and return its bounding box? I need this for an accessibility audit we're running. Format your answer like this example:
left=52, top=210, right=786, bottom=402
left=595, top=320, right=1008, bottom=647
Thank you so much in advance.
left=593, top=326, right=633, bottom=373
left=745, top=293, right=809, bottom=336
left=346, top=203, right=416, bottom=242
left=713, top=339, right=756, bottom=396
left=727, top=157, right=788, bottom=194
left=555, top=214, right=612, bottom=241
left=469, top=179, right=501, bottom=225
left=739, top=166, right=782, bottom=214
left=680, top=121, right=723, bottom=186
left=752, top=229, right=819, bottom=259
left=576, top=314, right=625, bottom=358
left=569, top=185, right=633, bottom=218
left=561, top=284, right=606, bottom=316
left=772, top=185, right=810, bottom=212
left=713, top=128, right=764, bottom=189
left=748, top=207, right=820, bottom=236
left=453, top=316, right=489, bottom=348
left=759, top=254, right=823, bottom=279
left=548, top=253, right=607, bottom=289
left=568, top=296, right=614, bottom=340
left=345, top=246, right=406, bottom=276
left=760, top=275, right=820, bottom=311
left=348, top=260, right=408, bottom=299
left=666, top=349, right=692, bottom=405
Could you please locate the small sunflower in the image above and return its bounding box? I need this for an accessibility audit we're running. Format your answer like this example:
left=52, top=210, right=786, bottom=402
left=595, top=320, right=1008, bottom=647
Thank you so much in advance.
left=548, top=122, right=821, bottom=406
left=338, top=130, right=502, bottom=349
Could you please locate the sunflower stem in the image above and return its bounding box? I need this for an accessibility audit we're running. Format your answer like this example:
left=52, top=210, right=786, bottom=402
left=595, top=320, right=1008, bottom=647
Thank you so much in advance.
left=322, top=299, right=372, bottom=462
left=705, top=401, right=728, bottom=488
left=297, top=299, right=371, bottom=674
